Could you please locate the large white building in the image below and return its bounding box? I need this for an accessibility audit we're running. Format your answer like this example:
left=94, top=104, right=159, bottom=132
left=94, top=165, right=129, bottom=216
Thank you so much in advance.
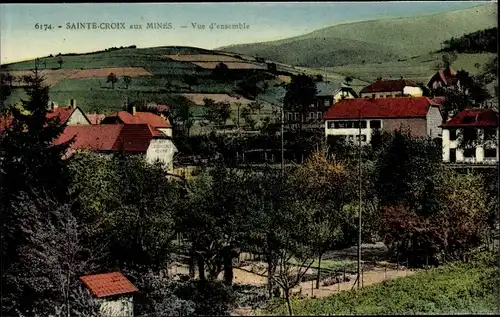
left=323, top=97, right=443, bottom=145
left=441, top=108, right=499, bottom=165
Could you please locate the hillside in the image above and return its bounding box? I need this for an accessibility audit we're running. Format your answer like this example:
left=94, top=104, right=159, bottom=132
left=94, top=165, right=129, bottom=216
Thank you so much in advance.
left=219, top=3, right=497, bottom=67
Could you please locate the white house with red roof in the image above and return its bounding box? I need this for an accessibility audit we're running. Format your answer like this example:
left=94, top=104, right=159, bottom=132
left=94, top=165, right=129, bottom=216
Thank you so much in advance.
left=441, top=108, right=499, bottom=164
left=80, top=271, right=138, bottom=317
left=359, top=78, right=423, bottom=98
left=323, top=97, right=443, bottom=144
left=427, top=63, right=459, bottom=92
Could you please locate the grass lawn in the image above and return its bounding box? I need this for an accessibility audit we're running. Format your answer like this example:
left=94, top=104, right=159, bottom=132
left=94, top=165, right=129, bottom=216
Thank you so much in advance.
left=266, top=252, right=499, bottom=315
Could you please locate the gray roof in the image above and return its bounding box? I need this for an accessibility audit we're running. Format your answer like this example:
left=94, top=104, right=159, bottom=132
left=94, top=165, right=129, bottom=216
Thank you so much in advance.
left=316, top=82, right=354, bottom=96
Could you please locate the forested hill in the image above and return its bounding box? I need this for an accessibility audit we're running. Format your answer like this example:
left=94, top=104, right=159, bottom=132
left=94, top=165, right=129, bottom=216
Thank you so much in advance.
left=440, top=27, right=497, bottom=53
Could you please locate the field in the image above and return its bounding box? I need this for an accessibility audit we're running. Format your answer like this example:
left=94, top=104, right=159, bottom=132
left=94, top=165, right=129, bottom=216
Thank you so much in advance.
left=67, top=67, right=152, bottom=79
left=191, top=61, right=267, bottom=70
left=264, top=253, right=499, bottom=315
left=220, top=3, right=497, bottom=67
left=166, top=54, right=244, bottom=62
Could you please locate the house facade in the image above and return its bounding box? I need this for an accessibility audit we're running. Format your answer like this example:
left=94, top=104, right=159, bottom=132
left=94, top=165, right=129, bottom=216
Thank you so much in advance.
left=441, top=108, right=499, bottom=165
left=323, top=97, right=443, bottom=144
left=285, top=82, right=359, bottom=130
left=359, top=78, right=423, bottom=98
left=427, top=63, right=459, bottom=94
left=80, top=272, right=138, bottom=317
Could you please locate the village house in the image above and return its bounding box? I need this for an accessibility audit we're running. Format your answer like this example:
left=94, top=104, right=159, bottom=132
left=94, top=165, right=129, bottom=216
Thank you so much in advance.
left=441, top=108, right=499, bottom=164
left=80, top=272, right=138, bottom=317
left=0, top=100, right=90, bottom=136
left=102, top=106, right=173, bottom=137
left=323, top=96, right=443, bottom=144
left=359, top=78, right=423, bottom=98
left=285, top=81, right=359, bottom=130
left=427, top=63, right=459, bottom=94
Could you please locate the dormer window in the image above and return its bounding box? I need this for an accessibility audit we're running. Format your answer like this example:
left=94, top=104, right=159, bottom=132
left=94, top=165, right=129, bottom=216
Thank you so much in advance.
left=461, top=116, right=475, bottom=124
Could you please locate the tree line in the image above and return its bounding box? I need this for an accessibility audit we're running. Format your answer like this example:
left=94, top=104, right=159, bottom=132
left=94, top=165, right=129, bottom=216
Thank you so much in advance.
left=440, top=27, right=497, bottom=53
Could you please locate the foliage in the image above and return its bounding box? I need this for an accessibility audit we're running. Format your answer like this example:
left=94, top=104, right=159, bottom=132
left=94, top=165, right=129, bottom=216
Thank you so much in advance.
left=123, top=75, right=132, bottom=89
left=0, top=72, right=13, bottom=111
left=106, top=72, right=118, bottom=89
left=265, top=253, right=498, bottom=315
left=284, top=73, right=317, bottom=130
left=212, top=62, right=230, bottom=80
left=67, top=152, right=180, bottom=271
left=203, top=98, right=231, bottom=128
left=440, top=27, right=497, bottom=53
left=183, top=74, right=198, bottom=91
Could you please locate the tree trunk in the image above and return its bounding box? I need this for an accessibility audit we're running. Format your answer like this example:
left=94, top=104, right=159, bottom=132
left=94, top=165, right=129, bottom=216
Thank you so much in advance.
left=315, top=253, right=322, bottom=289
left=222, top=246, right=234, bottom=285
left=188, top=245, right=195, bottom=279
left=267, top=252, right=275, bottom=298
left=284, top=287, right=294, bottom=316
left=197, top=255, right=206, bottom=281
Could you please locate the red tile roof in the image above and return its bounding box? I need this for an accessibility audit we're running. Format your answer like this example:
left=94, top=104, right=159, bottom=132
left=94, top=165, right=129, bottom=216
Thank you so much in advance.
left=0, top=107, right=81, bottom=135
left=106, top=111, right=171, bottom=128
left=360, top=79, right=419, bottom=94
left=55, top=124, right=158, bottom=153
left=86, top=114, right=106, bottom=125
left=324, top=97, right=440, bottom=120
left=46, top=107, right=76, bottom=124
left=440, top=108, right=499, bottom=128
left=80, top=272, right=138, bottom=298
left=427, top=65, right=458, bottom=88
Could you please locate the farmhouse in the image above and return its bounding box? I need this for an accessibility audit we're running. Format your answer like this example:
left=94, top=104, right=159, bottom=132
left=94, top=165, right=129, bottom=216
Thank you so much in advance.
left=427, top=63, right=459, bottom=93
left=0, top=99, right=90, bottom=135
left=80, top=272, right=138, bottom=317
left=323, top=97, right=443, bottom=144
left=441, top=108, right=499, bottom=165
left=102, top=106, right=173, bottom=137
left=359, top=78, right=423, bottom=98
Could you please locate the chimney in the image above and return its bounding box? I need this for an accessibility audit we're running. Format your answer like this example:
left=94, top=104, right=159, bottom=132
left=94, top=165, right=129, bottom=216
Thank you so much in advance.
left=132, top=106, right=137, bottom=116
left=70, top=99, right=76, bottom=109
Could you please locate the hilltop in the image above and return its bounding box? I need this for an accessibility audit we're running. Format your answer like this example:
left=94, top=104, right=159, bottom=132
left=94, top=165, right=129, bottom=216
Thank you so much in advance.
left=219, top=4, right=497, bottom=67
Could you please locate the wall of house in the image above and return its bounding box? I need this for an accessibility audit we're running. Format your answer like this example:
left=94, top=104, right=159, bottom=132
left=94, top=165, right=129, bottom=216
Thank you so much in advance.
left=158, top=127, right=173, bottom=137
left=360, top=91, right=401, bottom=98
left=382, top=118, right=426, bottom=137
left=324, top=118, right=383, bottom=145
left=442, top=128, right=499, bottom=164
left=99, top=296, right=134, bottom=317
left=67, top=108, right=91, bottom=125
left=426, top=106, right=443, bottom=139
left=146, top=139, right=178, bottom=171
left=403, top=86, right=423, bottom=97
left=333, top=90, right=356, bottom=103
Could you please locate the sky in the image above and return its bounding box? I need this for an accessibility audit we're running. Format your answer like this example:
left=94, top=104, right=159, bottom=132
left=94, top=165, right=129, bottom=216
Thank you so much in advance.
left=0, top=1, right=495, bottom=64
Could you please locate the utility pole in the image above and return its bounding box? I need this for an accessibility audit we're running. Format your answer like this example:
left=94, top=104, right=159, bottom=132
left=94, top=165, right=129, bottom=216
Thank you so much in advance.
left=281, top=105, right=284, bottom=178
left=357, top=107, right=362, bottom=290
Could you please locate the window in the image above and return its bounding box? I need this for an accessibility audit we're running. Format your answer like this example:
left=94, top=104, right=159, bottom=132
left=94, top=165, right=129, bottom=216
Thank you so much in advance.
left=327, top=121, right=335, bottom=129
left=484, top=128, right=497, bottom=141
left=370, top=120, right=381, bottom=129
left=348, top=135, right=354, bottom=141
left=335, top=121, right=346, bottom=129
left=317, top=112, right=322, bottom=120
left=484, top=148, right=497, bottom=158
left=463, top=148, right=476, bottom=158
left=449, top=129, right=457, bottom=141
left=386, top=95, right=392, bottom=98
left=287, top=113, right=293, bottom=122
left=463, top=128, right=477, bottom=142
left=294, top=113, right=300, bottom=121
left=372, top=94, right=376, bottom=98
left=352, top=121, right=367, bottom=129
left=324, top=99, right=330, bottom=107
left=345, top=122, right=353, bottom=129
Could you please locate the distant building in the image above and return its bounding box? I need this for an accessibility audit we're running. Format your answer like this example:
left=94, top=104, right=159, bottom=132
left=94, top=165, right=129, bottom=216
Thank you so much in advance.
left=0, top=99, right=90, bottom=135
left=285, top=82, right=359, bottom=130
left=441, top=108, right=499, bottom=165
left=359, top=78, right=423, bottom=98
left=55, top=123, right=178, bottom=170
left=102, top=107, right=173, bottom=137
left=323, top=97, right=443, bottom=144
left=80, top=272, right=138, bottom=317
left=86, top=114, right=106, bottom=125
left=427, top=63, right=459, bottom=94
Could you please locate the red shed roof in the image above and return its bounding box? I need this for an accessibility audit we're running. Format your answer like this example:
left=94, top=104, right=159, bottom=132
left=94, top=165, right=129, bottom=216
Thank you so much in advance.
left=80, top=272, right=138, bottom=298
left=360, top=79, right=419, bottom=94
left=107, top=111, right=171, bottom=128
left=440, top=108, right=499, bottom=128
left=324, top=97, right=439, bottom=120
left=55, top=124, right=157, bottom=153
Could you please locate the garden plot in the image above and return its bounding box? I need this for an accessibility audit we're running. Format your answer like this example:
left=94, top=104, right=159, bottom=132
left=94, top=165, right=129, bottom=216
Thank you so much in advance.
left=68, top=67, right=153, bottom=79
